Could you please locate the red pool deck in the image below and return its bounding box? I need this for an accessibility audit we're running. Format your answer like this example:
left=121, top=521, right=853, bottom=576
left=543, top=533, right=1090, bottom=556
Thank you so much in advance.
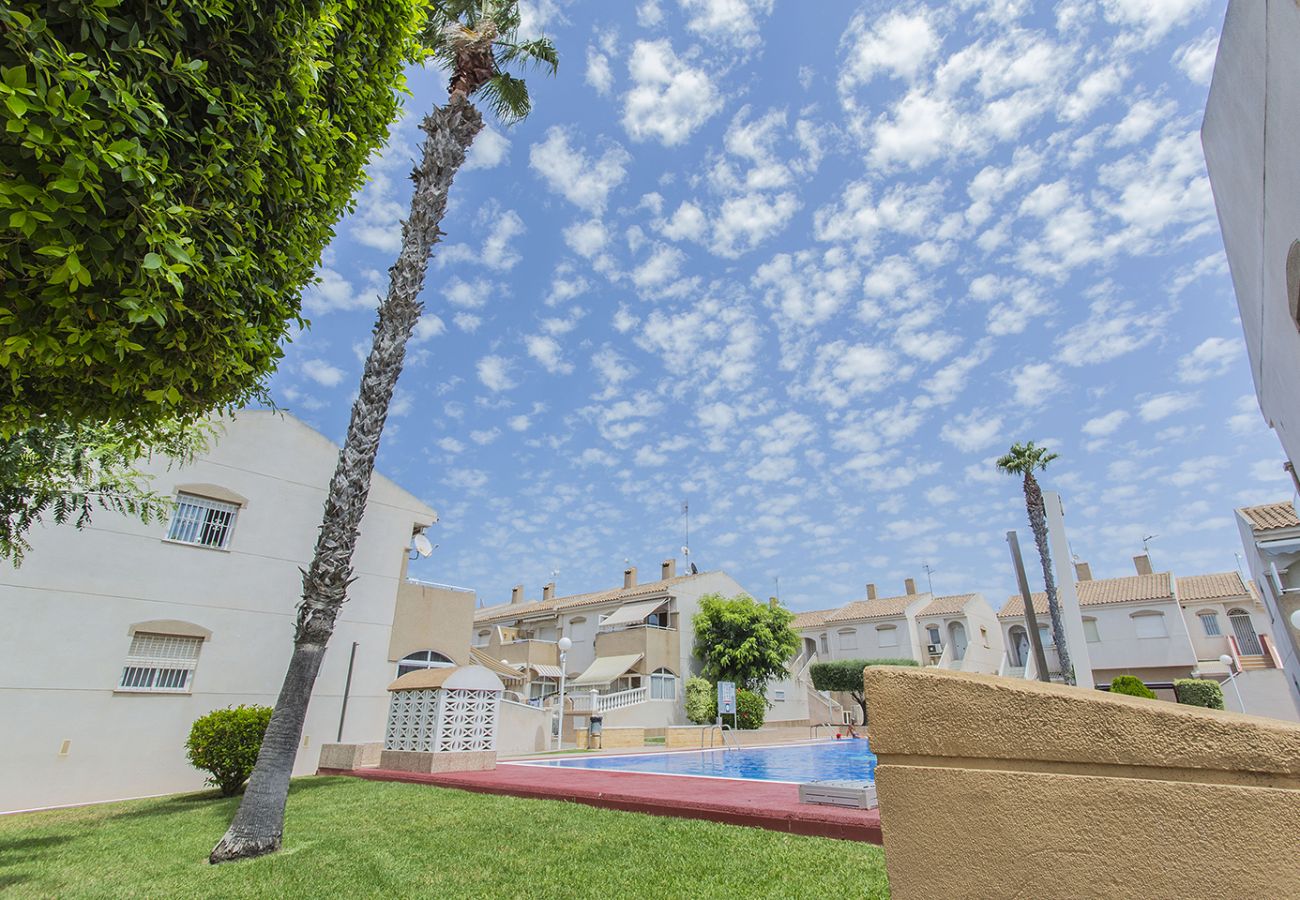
left=320, top=763, right=882, bottom=844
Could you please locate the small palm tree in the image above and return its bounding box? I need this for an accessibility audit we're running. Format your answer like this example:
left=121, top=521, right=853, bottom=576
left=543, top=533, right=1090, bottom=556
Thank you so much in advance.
left=996, top=441, right=1072, bottom=684
left=210, top=1, right=557, bottom=864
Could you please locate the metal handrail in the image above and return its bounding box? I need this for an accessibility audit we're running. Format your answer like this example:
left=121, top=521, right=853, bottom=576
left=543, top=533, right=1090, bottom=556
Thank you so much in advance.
left=810, top=723, right=829, bottom=741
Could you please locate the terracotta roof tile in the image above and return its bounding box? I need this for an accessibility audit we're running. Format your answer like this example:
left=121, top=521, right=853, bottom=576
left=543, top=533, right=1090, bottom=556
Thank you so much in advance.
left=919, top=594, right=976, bottom=617
left=1000, top=573, right=1174, bottom=617
left=474, top=572, right=708, bottom=624
left=790, top=607, right=836, bottom=629
left=826, top=593, right=927, bottom=623
left=1177, top=572, right=1251, bottom=602
left=1240, top=501, right=1300, bottom=532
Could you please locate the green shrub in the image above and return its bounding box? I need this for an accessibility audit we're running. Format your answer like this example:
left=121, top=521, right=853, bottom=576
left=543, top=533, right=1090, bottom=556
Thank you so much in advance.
left=735, top=689, right=765, bottom=730
left=809, top=658, right=920, bottom=724
left=684, top=676, right=714, bottom=724
left=0, top=0, right=425, bottom=434
left=186, top=705, right=273, bottom=796
left=1109, top=675, right=1156, bottom=700
left=1174, top=678, right=1225, bottom=710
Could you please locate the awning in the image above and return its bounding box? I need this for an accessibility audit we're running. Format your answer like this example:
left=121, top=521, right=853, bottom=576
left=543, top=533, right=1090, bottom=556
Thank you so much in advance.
left=469, top=648, right=526, bottom=683
left=571, top=653, right=643, bottom=686
left=599, top=599, right=667, bottom=629
left=528, top=663, right=566, bottom=679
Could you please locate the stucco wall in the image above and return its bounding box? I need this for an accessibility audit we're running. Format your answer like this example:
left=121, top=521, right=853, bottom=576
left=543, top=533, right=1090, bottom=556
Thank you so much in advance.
left=497, top=699, right=550, bottom=756
left=865, top=666, right=1300, bottom=899
left=388, top=579, right=476, bottom=665
left=955, top=597, right=1003, bottom=674
left=1081, top=599, right=1198, bottom=670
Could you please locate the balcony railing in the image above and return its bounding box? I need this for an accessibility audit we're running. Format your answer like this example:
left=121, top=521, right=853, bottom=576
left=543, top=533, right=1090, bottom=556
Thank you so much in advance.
left=567, top=686, right=650, bottom=712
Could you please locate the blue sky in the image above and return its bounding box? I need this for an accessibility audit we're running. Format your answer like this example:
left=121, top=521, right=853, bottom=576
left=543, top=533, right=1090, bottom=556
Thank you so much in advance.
left=271, top=0, right=1290, bottom=612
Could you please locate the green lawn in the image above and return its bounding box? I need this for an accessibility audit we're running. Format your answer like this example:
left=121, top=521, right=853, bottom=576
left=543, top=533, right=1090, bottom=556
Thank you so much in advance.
left=0, top=777, right=889, bottom=899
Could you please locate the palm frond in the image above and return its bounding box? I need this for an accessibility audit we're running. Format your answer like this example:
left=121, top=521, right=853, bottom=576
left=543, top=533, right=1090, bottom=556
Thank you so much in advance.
left=497, top=37, right=559, bottom=74
left=477, top=72, right=532, bottom=121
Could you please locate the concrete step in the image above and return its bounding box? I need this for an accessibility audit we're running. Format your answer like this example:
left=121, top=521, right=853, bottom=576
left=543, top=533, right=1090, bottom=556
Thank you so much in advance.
left=1238, top=655, right=1272, bottom=670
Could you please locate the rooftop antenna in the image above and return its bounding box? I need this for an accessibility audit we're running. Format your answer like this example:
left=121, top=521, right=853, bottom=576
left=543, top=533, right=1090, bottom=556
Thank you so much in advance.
left=681, top=500, right=690, bottom=560
left=1142, top=534, right=1158, bottom=568
left=773, top=575, right=780, bottom=602
left=922, top=562, right=936, bottom=594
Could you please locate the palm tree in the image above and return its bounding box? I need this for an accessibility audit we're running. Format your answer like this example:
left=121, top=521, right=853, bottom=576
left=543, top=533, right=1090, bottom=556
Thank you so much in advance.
left=996, top=441, right=1073, bottom=684
left=210, top=1, right=557, bottom=864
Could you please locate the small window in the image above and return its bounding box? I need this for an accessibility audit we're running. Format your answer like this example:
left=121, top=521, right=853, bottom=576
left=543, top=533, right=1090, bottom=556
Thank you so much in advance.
left=1083, top=618, right=1100, bottom=643
left=838, top=629, right=858, bottom=651
left=877, top=625, right=898, bottom=648
left=167, top=493, right=239, bottom=549
left=1199, top=612, right=1221, bottom=637
left=1038, top=624, right=1054, bottom=647
left=819, top=633, right=829, bottom=654
left=773, top=689, right=786, bottom=702
left=926, top=625, right=941, bottom=645
left=1132, top=612, right=1168, bottom=639
left=397, top=650, right=455, bottom=677
left=649, top=668, right=676, bottom=700
left=119, top=633, right=202, bottom=693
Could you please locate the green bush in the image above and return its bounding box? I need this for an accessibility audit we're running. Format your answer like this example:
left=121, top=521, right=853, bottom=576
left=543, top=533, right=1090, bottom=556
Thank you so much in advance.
left=735, top=689, right=765, bottom=730
left=1109, top=675, right=1156, bottom=700
left=684, top=676, right=714, bottom=725
left=0, top=0, right=425, bottom=434
left=1174, top=678, right=1225, bottom=710
left=185, top=705, right=273, bottom=796
left=809, top=658, right=920, bottom=725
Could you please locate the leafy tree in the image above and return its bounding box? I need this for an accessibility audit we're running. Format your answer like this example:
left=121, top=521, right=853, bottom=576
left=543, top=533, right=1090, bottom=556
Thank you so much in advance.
left=997, top=442, right=1074, bottom=684
left=684, top=676, right=714, bottom=724
left=1109, top=675, right=1156, bottom=700
left=210, top=1, right=557, bottom=864
left=692, top=593, right=800, bottom=694
left=0, top=0, right=425, bottom=435
left=810, top=658, right=918, bottom=725
left=186, top=706, right=274, bottom=797
left=1, top=420, right=207, bottom=565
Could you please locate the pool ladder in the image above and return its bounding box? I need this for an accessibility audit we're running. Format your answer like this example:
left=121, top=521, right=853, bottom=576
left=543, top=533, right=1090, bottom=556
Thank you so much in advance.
left=703, top=723, right=741, bottom=751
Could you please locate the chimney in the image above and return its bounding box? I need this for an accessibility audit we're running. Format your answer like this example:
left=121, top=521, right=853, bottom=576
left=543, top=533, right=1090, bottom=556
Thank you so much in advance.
left=662, top=559, right=676, bottom=580
left=623, top=566, right=637, bottom=589
left=867, top=583, right=877, bottom=600
left=1133, top=554, right=1153, bottom=576
left=542, top=582, right=555, bottom=602
left=904, top=578, right=917, bottom=595
left=1075, top=561, right=1093, bottom=582
left=510, top=584, right=524, bottom=604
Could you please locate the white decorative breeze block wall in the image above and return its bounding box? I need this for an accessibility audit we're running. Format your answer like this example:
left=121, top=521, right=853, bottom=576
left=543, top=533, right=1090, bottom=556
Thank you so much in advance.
left=385, top=688, right=501, bottom=752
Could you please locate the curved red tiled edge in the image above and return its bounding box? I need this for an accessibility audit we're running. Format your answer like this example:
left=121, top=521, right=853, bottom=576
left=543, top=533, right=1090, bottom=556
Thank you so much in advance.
left=317, top=765, right=882, bottom=844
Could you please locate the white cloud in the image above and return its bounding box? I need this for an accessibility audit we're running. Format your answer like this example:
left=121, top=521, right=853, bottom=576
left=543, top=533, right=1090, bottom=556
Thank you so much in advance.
left=941, top=410, right=1004, bottom=452
left=925, top=485, right=958, bottom=505
left=586, top=46, right=614, bottom=96
left=1139, top=392, right=1198, bottom=422
left=564, top=219, right=609, bottom=258
left=1082, top=410, right=1129, bottom=437
left=1101, top=0, right=1209, bottom=46
left=678, top=0, right=774, bottom=48
left=412, top=314, right=445, bottom=343
left=508, top=414, right=531, bottom=432
left=437, top=437, right=464, bottom=454
left=453, top=312, right=482, bottom=333
left=1057, top=299, right=1166, bottom=367
left=1009, top=362, right=1063, bottom=408
left=525, top=334, right=574, bottom=375
left=464, top=126, right=510, bottom=171
left=622, top=40, right=722, bottom=146
left=477, top=355, right=516, bottom=392
left=302, top=359, right=345, bottom=388
left=839, top=9, right=939, bottom=88
left=1227, top=395, right=1263, bottom=436
left=805, top=341, right=907, bottom=408
left=637, top=0, right=663, bottom=26
left=1173, top=30, right=1219, bottom=85
left=530, top=128, right=630, bottom=214
left=1177, top=336, right=1242, bottom=384
left=303, top=267, right=384, bottom=315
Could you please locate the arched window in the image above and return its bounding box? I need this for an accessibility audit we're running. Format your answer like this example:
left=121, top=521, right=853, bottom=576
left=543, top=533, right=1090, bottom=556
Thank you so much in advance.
left=649, top=667, right=677, bottom=700
left=397, top=650, right=455, bottom=677
left=1131, top=611, right=1167, bottom=639
left=1197, top=612, right=1221, bottom=637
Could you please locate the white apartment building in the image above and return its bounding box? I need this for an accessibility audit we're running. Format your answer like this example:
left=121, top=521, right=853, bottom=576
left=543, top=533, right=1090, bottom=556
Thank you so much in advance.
left=472, top=563, right=748, bottom=728
left=1203, top=0, right=1300, bottom=711
left=1236, top=501, right=1300, bottom=714
left=0, top=411, right=480, bottom=813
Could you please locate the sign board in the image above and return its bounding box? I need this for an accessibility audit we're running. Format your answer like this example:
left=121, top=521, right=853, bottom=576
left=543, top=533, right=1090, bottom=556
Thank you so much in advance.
left=717, top=681, right=736, bottom=715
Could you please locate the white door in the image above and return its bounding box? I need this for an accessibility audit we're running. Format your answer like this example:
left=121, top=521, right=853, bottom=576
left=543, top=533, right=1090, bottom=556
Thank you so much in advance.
left=948, top=622, right=968, bottom=661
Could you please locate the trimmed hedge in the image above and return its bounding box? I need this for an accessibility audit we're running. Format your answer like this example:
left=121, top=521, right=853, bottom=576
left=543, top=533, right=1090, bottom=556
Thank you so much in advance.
left=185, top=704, right=273, bottom=796
left=684, top=676, right=713, bottom=725
left=809, top=658, right=919, bottom=725
left=0, top=0, right=424, bottom=433
left=1174, top=678, right=1225, bottom=710
left=1109, top=675, right=1156, bottom=700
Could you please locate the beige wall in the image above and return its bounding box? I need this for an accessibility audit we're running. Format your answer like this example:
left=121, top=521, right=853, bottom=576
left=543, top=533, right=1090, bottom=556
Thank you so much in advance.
left=497, top=700, right=550, bottom=756
left=388, top=574, right=476, bottom=666
left=595, top=625, right=679, bottom=674
left=864, top=666, right=1300, bottom=899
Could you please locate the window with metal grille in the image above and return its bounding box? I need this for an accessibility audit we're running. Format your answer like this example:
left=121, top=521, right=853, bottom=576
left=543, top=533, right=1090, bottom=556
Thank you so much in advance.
left=166, top=493, right=238, bottom=549
left=1199, top=612, right=1222, bottom=637
left=119, top=633, right=202, bottom=693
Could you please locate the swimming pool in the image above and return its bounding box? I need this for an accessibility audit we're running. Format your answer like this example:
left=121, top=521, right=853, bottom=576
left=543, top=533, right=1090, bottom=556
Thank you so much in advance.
left=513, top=739, right=876, bottom=784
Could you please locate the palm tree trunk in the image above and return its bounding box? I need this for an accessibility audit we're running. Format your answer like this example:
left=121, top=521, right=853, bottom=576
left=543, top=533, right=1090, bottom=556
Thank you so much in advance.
left=1023, top=472, right=1073, bottom=683
left=210, top=94, right=484, bottom=864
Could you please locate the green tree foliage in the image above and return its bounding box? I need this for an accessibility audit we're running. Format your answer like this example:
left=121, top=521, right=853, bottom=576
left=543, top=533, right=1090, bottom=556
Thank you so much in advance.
left=1174, top=678, right=1225, bottom=710
left=684, top=676, right=713, bottom=724
left=692, top=593, right=800, bottom=693
left=1, top=419, right=207, bottom=565
left=186, top=705, right=274, bottom=796
left=691, top=685, right=767, bottom=730
left=809, top=658, right=919, bottom=725
left=1109, top=675, right=1156, bottom=700
left=0, top=0, right=425, bottom=435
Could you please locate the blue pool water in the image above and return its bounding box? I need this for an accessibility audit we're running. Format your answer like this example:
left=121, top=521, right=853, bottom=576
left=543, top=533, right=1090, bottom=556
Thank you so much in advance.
left=517, top=739, right=876, bottom=783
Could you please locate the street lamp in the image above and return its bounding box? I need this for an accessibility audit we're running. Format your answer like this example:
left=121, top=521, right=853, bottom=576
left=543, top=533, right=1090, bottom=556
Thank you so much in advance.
left=1219, top=653, right=1246, bottom=713
left=556, top=637, right=572, bottom=747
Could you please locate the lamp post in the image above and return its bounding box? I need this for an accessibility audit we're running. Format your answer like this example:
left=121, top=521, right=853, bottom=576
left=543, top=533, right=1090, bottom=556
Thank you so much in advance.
left=556, top=637, right=572, bottom=747
left=1219, top=653, right=1246, bottom=713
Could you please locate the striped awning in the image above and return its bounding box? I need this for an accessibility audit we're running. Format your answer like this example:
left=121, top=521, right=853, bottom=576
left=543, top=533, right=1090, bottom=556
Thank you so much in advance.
left=571, top=654, right=643, bottom=686
left=599, top=599, right=667, bottom=628
left=469, top=648, right=525, bottom=683
left=528, top=663, right=566, bottom=679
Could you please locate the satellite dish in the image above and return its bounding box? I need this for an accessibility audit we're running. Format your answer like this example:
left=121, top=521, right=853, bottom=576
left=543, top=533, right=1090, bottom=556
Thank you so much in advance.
left=689, top=562, right=698, bottom=575
left=413, top=534, right=434, bottom=557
